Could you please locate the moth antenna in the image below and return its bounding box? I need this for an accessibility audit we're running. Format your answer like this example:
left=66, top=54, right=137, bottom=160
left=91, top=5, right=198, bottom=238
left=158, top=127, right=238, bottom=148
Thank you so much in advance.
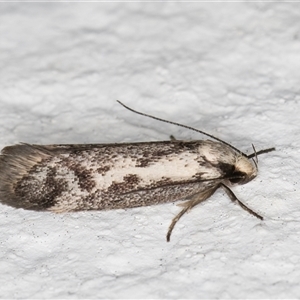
left=251, top=144, right=258, bottom=170
left=251, top=144, right=258, bottom=164
left=247, top=147, right=275, bottom=159
left=117, top=100, right=248, bottom=157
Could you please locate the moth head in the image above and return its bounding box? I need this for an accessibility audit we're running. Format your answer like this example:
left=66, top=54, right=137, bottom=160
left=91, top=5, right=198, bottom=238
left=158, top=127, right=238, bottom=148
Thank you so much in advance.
left=228, top=155, right=257, bottom=185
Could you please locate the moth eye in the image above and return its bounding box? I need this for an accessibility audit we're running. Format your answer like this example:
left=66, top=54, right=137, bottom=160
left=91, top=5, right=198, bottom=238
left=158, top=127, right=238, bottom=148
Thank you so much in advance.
left=229, top=171, right=246, bottom=184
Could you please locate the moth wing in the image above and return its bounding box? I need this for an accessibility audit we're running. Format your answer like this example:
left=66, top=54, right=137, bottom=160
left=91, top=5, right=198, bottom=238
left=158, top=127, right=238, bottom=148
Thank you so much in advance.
left=0, top=142, right=228, bottom=211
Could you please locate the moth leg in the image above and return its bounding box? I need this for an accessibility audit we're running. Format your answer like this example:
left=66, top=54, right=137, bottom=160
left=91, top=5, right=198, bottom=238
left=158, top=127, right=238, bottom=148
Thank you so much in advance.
left=167, top=185, right=219, bottom=242
left=220, top=183, right=263, bottom=220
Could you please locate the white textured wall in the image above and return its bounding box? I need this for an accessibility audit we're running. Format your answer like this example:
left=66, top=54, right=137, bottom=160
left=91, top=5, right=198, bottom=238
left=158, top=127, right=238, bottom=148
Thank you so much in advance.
left=1, top=3, right=300, bottom=299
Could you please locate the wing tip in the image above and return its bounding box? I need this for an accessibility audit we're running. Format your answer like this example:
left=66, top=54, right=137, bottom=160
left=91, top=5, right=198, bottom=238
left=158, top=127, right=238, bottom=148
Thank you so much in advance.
left=0, top=144, right=52, bottom=210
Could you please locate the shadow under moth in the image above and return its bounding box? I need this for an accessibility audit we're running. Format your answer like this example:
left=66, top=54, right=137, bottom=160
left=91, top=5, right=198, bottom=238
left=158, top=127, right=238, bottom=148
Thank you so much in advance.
left=0, top=101, right=275, bottom=241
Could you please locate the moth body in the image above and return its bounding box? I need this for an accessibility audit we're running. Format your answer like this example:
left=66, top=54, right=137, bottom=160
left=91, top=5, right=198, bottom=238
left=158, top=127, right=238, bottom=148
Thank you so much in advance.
left=0, top=101, right=275, bottom=241
left=0, top=140, right=254, bottom=213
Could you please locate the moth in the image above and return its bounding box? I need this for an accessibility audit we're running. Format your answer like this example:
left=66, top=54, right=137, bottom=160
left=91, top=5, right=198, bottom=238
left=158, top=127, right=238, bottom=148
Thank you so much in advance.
left=0, top=101, right=275, bottom=241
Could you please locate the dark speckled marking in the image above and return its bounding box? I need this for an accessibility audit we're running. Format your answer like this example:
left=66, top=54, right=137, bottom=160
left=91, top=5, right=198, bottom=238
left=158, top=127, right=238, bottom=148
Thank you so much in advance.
left=107, top=181, right=128, bottom=194
left=61, top=155, right=96, bottom=192
left=135, top=142, right=199, bottom=167
left=97, top=165, right=111, bottom=175
left=76, top=168, right=96, bottom=192
left=123, top=174, right=141, bottom=186
left=14, top=166, right=68, bottom=209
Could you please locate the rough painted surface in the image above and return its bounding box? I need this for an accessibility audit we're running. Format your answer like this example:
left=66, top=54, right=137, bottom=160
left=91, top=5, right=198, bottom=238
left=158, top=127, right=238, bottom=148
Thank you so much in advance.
left=1, top=3, right=300, bottom=299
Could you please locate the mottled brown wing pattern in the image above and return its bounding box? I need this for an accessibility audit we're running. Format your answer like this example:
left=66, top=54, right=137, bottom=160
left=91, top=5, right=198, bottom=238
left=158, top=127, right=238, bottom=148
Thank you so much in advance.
left=0, top=141, right=226, bottom=212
